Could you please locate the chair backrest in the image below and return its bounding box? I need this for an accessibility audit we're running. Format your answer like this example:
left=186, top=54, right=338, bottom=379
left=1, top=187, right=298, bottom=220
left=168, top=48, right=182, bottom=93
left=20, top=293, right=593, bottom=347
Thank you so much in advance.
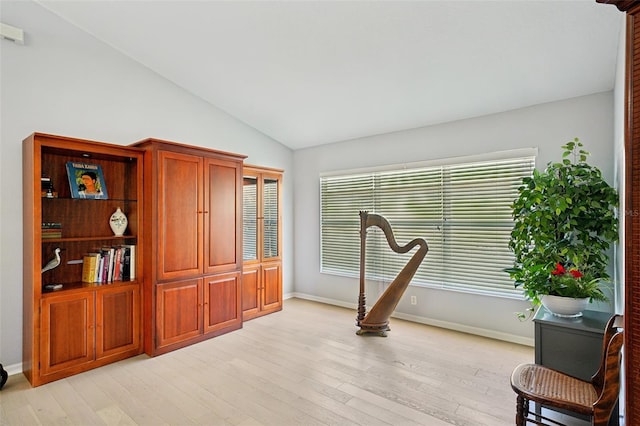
left=591, top=314, right=624, bottom=422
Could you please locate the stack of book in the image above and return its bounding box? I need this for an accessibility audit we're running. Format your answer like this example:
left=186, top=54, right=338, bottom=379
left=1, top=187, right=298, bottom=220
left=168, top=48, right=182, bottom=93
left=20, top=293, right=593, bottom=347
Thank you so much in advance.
left=41, top=222, right=62, bottom=239
left=81, top=245, right=135, bottom=283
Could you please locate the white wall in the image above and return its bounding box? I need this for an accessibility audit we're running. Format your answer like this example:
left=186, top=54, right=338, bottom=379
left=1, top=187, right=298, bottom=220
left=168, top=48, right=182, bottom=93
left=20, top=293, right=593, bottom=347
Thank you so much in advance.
left=293, top=92, right=616, bottom=344
left=613, top=14, right=626, bottom=315
left=612, top=13, right=626, bottom=419
left=0, top=1, right=294, bottom=369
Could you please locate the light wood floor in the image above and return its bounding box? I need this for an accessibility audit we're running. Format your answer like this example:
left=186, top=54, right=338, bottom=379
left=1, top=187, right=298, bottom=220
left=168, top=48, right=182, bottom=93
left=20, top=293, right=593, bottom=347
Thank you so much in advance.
left=1, top=298, right=591, bottom=425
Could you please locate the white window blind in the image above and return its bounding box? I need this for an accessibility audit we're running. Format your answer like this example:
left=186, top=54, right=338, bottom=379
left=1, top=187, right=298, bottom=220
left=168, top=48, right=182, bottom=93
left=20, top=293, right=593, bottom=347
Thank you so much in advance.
left=243, top=178, right=257, bottom=261
left=263, top=178, right=279, bottom=259
left=320, top=153, right=535, bottom=296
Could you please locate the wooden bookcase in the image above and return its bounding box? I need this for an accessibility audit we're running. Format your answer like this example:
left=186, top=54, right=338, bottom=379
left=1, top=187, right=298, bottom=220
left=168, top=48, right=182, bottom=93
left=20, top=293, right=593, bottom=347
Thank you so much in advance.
left=131, top=138, right=245, bottom=356
left=22, top=133, right=144, bottom=386
left=242, top=165, right=283, bottom=321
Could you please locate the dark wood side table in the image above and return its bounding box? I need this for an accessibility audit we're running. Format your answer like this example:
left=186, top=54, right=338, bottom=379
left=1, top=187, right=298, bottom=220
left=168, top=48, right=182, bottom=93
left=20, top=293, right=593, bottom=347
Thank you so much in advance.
left=533, top=307, right=619, bottom=426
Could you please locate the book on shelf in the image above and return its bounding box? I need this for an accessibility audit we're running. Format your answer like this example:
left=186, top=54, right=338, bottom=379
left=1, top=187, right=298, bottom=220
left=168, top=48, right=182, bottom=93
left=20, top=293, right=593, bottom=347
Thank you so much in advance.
left=41, top=222, right=62, bottom=229
left=113, top=248, right=122, bottom=281
left=81, top=253, right=99, bottom=283
left=41, top=222, right=62, bottom=239
left=121, top=244, right=135, bottom=280
left=81, top=245, right=135, bottom=283
left=65, top=161, right=109, bottom=199
left=102, top=247, right=116, bottom=283
left=41, top=230, right=62, bottom=239
left=96, top=254, right=105, bottom=283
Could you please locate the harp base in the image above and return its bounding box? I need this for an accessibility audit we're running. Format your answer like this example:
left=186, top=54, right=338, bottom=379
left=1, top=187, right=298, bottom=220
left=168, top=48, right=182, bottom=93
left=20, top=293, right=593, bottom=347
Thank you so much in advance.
left=356, top=322, right=391, bottom=337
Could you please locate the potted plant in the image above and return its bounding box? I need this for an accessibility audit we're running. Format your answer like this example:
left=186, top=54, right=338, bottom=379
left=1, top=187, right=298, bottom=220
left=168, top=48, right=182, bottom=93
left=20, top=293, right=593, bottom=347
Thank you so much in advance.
left=505, top=138, right=618, bottom=318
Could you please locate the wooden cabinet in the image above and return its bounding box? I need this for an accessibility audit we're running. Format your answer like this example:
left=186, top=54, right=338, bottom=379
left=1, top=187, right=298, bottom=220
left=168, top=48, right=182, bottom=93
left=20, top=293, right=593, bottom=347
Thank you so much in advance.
left=133, top=139, right=245, bottom=356
left=39, top=284, right=140, bottom=379
left=242, top=166, right=283, bottom=321
left=22, top=133, right=144, bottom=386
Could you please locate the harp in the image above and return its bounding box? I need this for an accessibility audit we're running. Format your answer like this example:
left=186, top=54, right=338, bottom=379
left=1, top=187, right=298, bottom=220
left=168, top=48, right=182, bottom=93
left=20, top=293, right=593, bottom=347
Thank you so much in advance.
left=356, top=211, right=428, bottom=336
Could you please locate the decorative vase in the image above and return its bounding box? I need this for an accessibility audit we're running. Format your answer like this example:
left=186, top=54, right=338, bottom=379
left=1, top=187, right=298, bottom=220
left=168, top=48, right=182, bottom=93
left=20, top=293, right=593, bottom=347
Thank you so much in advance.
left=541, top=294, right=589, bottom=318
left=109, top=207, right=128, bottom=236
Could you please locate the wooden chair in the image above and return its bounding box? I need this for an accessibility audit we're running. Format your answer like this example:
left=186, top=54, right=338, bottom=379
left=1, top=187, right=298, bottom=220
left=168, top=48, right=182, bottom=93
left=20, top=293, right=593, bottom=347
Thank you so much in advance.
left=510, top=314, right=624, bottom=426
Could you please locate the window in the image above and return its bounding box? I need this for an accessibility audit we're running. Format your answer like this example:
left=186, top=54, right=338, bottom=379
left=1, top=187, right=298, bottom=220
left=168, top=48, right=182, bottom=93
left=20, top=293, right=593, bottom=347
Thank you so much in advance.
left=320, top=150, right=536, bottom=297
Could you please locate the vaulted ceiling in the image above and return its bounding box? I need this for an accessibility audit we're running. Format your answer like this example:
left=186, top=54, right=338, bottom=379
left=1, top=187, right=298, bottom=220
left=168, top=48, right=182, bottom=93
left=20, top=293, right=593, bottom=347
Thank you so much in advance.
left=37, top=1, right=623, bottom=150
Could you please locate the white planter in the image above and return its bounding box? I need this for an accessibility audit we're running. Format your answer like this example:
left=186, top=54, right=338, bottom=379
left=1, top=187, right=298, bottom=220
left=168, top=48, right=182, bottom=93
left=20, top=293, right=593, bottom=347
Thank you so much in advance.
left=541, top=294, right=589, bottom=318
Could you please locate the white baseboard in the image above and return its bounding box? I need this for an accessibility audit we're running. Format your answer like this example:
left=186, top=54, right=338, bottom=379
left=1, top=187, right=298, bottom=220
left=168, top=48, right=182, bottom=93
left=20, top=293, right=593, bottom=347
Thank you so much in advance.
left=289, top=292, right=534, bottom=347
left=2, top=362, right=22, bottom=377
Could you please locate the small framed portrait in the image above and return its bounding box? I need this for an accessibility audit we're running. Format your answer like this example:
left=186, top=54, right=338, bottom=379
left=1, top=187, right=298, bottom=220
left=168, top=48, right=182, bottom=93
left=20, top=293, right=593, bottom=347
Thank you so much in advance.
left=66, top=162, right=109, bottom=199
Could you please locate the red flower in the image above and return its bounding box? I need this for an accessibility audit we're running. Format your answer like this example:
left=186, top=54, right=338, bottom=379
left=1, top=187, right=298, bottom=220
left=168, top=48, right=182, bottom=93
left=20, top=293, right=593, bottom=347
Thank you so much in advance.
left=551, top=263, right=585, bottom=280
left=551, top=263, right=566, bottom=275
left=569, top=269, right=583, bottom=279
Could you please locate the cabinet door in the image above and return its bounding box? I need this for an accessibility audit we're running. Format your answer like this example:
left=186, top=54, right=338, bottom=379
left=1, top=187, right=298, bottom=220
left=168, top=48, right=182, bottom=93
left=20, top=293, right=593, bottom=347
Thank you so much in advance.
left=158, top=151, right=203, bottom=280
left=242, top=175, right=259, bottom=263
left=156, top=279, right=203, bottom=348
left=40, top=293, right=95, bottom=376
left=204, top=271, right=242, bottom=334
left=242, top=264, right=260, bottom=319
left=261, top=262, right=282, bottom=313
left=204, top=158, right=242, bottom=274
left=97, top=284, right=141, bottom=360
left=242, top=167, right=282, bottom=321
left=262, top=176, right=281, bottom=261
left=243, top=170, right=281, bottom=263
left=536, top=323, right=604, bottom=381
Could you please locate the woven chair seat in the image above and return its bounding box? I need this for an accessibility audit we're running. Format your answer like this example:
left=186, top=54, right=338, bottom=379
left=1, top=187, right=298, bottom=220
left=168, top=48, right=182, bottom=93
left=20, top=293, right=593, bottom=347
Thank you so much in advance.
left=511, top=363, right=596, bottom=414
